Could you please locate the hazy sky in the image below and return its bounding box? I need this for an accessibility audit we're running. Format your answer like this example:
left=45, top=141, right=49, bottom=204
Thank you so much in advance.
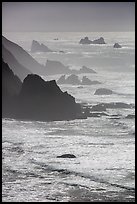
left=2, top=2, right=135, bottom=32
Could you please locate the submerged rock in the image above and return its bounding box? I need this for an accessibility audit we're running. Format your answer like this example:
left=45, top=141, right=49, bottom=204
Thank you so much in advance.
left=94, top=88, right=113, bottom=95
left=113, top=43, right=122, bottom=48
left=57, top=154, right=76, bottom=158
left=125, top=114, right=135, bottom=119
left=91, top=104, right=107, bottom=112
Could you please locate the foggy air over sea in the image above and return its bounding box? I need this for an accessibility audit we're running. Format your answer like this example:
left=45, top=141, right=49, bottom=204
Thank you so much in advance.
left=2, top=2, right=135, bottom=202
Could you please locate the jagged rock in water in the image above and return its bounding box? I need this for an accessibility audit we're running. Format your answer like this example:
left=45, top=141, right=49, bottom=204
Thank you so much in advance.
left=31, top=40, right=53, bottom=53
left=94, top=88, right=113, bottom=95
left=65, top=74, right=81, bottom=85
left=81, top=76, right=101, bottom=85
left=113, top=43, right=122, bottom=48
left=45, top=59, right=71, bottom=75
left=91, top=37, right=106, bottom=44
left=79, top=37, right=106, bottom=44
left=79, top=66, right=96, bottom=74
left=57, top=75, right=66, bottom=84
left=79, top=37, right=92, bottom=44
left=57, top=154, right=76, bottom=158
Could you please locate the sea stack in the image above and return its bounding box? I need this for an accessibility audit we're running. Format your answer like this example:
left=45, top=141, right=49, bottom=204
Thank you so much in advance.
left=31, top=40, right=53, bottom=52
left=113, top=43, right=122, bottom=48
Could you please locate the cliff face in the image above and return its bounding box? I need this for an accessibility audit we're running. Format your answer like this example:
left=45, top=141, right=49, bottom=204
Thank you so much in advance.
left=2, top=36, right=45, bottom=75
left=15, top=74, right=81, bottom=121
left=2, top=60, right=22, bottom=118
left=2, top=45, right=31, bottom=81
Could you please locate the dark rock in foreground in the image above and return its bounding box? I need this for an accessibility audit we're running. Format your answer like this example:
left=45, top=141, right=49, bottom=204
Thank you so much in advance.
left=94, top=88, right=113, bottom=95
left=31, top=40, right=53, bottom=53
left=12, top=74, right=82, bottom=121
left=113, top=43, right=122, bottom=48
left=57, top=154, right=76, bottom=158
left=79, top=37, right=106, bottom=44
left=2, top=60, right=22, bottom=118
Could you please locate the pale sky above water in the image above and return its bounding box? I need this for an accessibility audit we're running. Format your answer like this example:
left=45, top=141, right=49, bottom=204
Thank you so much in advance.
left=2, top=2, right=135, bottom=32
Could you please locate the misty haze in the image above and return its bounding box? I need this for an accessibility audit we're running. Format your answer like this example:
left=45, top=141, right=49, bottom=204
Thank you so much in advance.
left=2, top=2, right=135, bottom=202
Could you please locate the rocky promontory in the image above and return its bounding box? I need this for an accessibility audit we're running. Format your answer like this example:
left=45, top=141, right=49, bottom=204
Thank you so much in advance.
left=13, top=74, right=83, bottom=121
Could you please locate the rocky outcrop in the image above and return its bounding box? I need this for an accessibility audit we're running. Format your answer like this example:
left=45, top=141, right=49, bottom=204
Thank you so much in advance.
left=81, top=76, right=101, bottom=85
left=65, top=75, right=81, bottom=85
left=91, top=37, right=106, bottom=44
left=57, top=154, right=76, bottom=158
left=45, top=60, right=71, bottom=75
left=13, top=74, right=82, bottom=121
left=57, top=75, right=66, bottom=84
left=57, top=75, right=101, bottom=85
left=79, top=37, right=92, bottom=44
left=113, top=43, right=122, bottom=48
left=79, top=37, right=106, bottom=44
left=31, top=40, right=53, bottom=53
left=94, top=88, right=113, bottom=95
left=2, top=45, right=31, bottom=81
left=79, top=66, right=96, bottom=74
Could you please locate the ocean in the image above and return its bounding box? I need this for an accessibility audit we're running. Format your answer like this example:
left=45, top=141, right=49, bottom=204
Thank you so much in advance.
left=2, top=32, right=135, bottom=202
